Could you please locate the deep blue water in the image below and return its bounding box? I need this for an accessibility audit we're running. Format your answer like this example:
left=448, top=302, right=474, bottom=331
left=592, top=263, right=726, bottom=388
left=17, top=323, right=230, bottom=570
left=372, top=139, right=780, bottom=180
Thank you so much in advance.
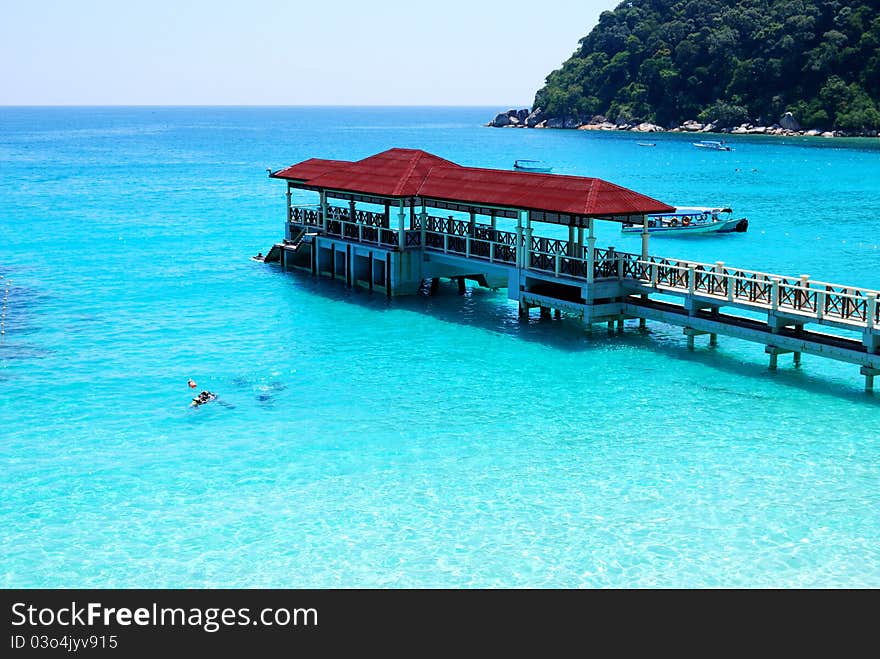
left=1, top=107, right=879, bottom=587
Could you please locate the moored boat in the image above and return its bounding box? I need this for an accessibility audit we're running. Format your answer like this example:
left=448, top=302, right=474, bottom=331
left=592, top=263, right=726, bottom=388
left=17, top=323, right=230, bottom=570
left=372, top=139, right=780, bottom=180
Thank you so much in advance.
left=621, top=207, right=748, bottom=235
left=693, top=140, right=732, bottom=151
left=513, top=159, right=553, bottom=173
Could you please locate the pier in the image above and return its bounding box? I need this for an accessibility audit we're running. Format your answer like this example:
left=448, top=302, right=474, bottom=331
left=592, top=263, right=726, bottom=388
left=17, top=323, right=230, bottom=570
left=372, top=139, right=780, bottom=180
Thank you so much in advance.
left=267, top=148, right=880, bottom=391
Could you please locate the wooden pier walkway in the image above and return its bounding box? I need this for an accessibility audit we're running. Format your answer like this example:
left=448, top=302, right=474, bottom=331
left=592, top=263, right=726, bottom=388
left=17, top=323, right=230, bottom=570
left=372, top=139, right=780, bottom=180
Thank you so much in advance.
left=268, top=148, right=880, bottom=391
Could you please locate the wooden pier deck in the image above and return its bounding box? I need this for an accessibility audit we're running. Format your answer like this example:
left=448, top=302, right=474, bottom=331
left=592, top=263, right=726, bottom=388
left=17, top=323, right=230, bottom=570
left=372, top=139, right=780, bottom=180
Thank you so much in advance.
left=268, top=148, right=880, bottom=391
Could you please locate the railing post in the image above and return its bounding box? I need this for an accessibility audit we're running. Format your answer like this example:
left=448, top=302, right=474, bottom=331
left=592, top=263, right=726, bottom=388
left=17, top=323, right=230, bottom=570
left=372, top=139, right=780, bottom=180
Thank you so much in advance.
left=466, top=234, right=471, bottom=258
left=771, top=277, right=780, bottom=312
left=490, top=241, right=495, bottom=263
left=868, top=294, right=877, bottom=330
left=799, top=274, right=810, bottom=310
left=715, top=261, right=725, bottom=296
left=650, top=262, right=658, bottom=288
left=686, top=265, right=695, bottom=295
left=554, top=254, right=561, bottom=277
left=616, top=249, right=624, bottom=280
left=443, top=233, right=448, bottom=254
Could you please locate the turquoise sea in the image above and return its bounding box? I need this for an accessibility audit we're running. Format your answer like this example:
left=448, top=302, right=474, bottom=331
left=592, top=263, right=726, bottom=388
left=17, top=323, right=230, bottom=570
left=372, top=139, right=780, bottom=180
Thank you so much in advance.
left=2, top=107, right=879, bottom=587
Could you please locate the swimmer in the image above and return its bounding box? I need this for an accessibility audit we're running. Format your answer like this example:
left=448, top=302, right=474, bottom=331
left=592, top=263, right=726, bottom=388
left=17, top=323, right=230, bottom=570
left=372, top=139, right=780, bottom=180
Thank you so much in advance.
left=191, top=390, right=217, bottom=407
left=188, top=378, right=197, bottom=389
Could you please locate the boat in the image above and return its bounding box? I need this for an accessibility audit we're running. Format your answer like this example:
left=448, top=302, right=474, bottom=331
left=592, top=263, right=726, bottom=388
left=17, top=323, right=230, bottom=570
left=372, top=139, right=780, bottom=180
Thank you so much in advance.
left=621, top=207, right=748, bottom=235
left=637, top=142, right=657, bottom=147
left=693, top=140, right=732, bottom=151
left=513, top=159, right=552, bottom=173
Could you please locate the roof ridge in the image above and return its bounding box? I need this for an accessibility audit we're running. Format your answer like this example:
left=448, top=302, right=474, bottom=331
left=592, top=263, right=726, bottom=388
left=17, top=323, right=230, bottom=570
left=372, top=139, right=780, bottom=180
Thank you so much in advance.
left=394, top=151, right=424, bottom=196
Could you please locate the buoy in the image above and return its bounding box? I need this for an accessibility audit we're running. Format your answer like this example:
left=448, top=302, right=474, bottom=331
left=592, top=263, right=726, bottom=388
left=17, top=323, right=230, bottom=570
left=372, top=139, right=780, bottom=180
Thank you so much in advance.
left=188, top=378, right=197, bottom=389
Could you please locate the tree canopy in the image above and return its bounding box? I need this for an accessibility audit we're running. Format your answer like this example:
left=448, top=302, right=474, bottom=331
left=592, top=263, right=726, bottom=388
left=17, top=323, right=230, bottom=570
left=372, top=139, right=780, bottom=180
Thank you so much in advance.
left=533, top=0, right=880, bottom=131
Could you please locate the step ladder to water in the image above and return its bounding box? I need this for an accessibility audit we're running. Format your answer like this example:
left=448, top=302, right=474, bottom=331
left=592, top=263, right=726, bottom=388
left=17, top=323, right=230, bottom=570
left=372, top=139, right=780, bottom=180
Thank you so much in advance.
left=262, top=227, right=314, bottom=264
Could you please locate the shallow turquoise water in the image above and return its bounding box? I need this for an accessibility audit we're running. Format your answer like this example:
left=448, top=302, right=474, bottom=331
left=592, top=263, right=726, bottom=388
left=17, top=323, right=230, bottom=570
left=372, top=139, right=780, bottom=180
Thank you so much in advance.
left=1, top=107, right=879, bottom=587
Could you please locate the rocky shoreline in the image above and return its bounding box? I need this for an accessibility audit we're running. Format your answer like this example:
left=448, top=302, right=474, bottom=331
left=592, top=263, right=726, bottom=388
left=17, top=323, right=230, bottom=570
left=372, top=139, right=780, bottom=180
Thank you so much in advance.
left=487, top=108, right=878, bottom=138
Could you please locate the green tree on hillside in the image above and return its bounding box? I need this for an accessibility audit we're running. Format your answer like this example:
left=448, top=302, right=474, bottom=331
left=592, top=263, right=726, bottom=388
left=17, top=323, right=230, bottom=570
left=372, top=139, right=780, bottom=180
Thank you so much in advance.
left=533, top=0, right=880, bottom=132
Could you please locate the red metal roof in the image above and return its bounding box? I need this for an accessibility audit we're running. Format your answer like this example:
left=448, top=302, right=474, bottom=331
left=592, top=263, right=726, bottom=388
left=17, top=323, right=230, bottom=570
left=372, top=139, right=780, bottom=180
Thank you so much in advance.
left=271, top=148, right=673, bottom=217
left=272, top=158, right=350, bottom=181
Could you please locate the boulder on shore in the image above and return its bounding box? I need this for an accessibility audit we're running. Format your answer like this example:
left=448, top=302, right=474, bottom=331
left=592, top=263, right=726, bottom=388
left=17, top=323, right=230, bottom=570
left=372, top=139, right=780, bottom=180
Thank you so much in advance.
left=779, top=112, right=801, bottom=131
left=491, top=112, right=510, bottom=127
left=525, top=107, right=545, bottom=127
left=633, top=122, right=663, bottom=132
left=681, top=120, right=704, bottom=131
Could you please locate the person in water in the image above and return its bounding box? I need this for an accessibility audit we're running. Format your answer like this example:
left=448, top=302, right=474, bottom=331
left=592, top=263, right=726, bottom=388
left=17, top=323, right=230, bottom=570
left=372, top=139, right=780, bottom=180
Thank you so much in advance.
left=192, top=390, right=217, bottom=406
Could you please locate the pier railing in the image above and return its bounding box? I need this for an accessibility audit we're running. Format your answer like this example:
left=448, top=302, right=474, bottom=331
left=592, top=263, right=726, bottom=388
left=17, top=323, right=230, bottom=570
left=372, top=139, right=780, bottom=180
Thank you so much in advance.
left=614, top=251, right=880, bottom=328
left=290, top=205, right=880, bottom=329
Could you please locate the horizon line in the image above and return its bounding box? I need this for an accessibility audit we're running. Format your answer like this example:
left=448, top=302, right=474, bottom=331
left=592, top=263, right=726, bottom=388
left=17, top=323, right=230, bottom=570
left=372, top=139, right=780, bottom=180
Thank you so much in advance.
left=0, top=103, right=532, bottom=109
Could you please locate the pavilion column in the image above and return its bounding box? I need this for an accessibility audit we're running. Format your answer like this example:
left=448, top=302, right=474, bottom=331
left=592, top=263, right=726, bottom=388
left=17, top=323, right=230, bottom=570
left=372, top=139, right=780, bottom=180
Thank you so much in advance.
left=577, top=226, right=584, bottom=257
left=349, top=199, right=356, bottom=223
left=419, top=202, right=427, bottom=248
left=286, top=183, right=292, bottom=221
left=398, top=199, right=406, bottom=250
left=320, top=190, right=328, bottom=232
left=384, top=202, right=390, bottom=229
left=523, top=211, right=533, bottom=270
left=586, top=218, right=596, bottom=284
left=568, top=224, right=576, bottom=257
left=640, top=215, right=650, bottom=260
left=515, top=212, right=523, bottom=268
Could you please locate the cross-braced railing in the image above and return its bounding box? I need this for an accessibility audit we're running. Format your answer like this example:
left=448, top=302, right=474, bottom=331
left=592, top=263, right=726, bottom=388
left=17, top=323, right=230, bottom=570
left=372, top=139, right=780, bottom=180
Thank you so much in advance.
left=289, top=205, right=880, bottom=329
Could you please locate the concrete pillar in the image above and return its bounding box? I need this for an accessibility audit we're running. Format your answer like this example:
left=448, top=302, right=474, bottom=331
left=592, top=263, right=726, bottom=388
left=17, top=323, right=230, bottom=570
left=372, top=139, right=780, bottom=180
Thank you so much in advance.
left=616, top=317, right=624, bottom=332
left=349, top=199, right=356, bottom=222
left=518, top=302, right=528, bottom=318
left=515, top=213, right=523, bottom=269
left=769, top=351, right=778, bottom=370
left=866, top=373, right=875, bottom=392
left=568, top=225, right=576, bottom=256
left=687, top=334, right=695, bottom=350
left=793, top=351, right=802, bottom=366
left=457, top=277, right=466, bottom=295
left=710, top=333, right=718, bottom=346
left=320, top=190, right=328, bottom=231
left=540, top=306, right=551, bottom=318
left=586, top=219, right=596, bottom=284
left=554, top=309, right=561, bottom=319
left=398, top=200, right=406, bottom=250
left=286, top=184, right=292, bottom=220
left=639, top=317, right=647, bottom=329
left=419, top=202, right=427, bottom=248
left=524, top=211, right=533, bottom=270
left=640, top=215, right=649, bottom=260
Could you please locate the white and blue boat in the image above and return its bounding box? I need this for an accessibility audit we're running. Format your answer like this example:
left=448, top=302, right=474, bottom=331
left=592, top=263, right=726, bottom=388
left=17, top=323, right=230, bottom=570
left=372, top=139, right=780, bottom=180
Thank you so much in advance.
left=693, top=140, right=732, bottom=151
left=622, top=206, right=748, bottom=235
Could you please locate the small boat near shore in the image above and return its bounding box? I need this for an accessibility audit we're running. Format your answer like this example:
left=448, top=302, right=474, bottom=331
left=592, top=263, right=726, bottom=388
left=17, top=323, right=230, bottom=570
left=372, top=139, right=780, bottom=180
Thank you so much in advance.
left=693, top=140, right=732, bottom=151
left=637, top=142, right=657, bottom=147
left=513, top=159, right=552, bottom=173
left=622, top=207, right=748, bottom=235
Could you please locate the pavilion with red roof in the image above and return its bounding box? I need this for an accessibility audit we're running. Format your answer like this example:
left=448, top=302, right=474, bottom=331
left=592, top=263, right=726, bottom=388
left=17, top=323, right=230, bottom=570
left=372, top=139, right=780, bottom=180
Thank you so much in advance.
left=268, top=147, right=673, bottom=300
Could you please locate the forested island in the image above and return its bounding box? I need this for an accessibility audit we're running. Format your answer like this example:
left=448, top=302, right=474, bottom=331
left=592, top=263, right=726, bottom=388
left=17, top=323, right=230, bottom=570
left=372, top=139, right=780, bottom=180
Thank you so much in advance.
left=490, top=0, right=880, bottom=136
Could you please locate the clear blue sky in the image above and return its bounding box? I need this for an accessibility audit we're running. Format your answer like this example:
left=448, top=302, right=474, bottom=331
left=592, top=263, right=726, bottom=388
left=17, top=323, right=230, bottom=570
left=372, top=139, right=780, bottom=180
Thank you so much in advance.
left=0, top=0, right=613, bottom=105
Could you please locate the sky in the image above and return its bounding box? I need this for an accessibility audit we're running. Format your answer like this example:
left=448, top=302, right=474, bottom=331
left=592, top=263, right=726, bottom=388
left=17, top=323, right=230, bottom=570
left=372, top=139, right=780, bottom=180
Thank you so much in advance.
left=0, top=0, right=613, bottom=105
